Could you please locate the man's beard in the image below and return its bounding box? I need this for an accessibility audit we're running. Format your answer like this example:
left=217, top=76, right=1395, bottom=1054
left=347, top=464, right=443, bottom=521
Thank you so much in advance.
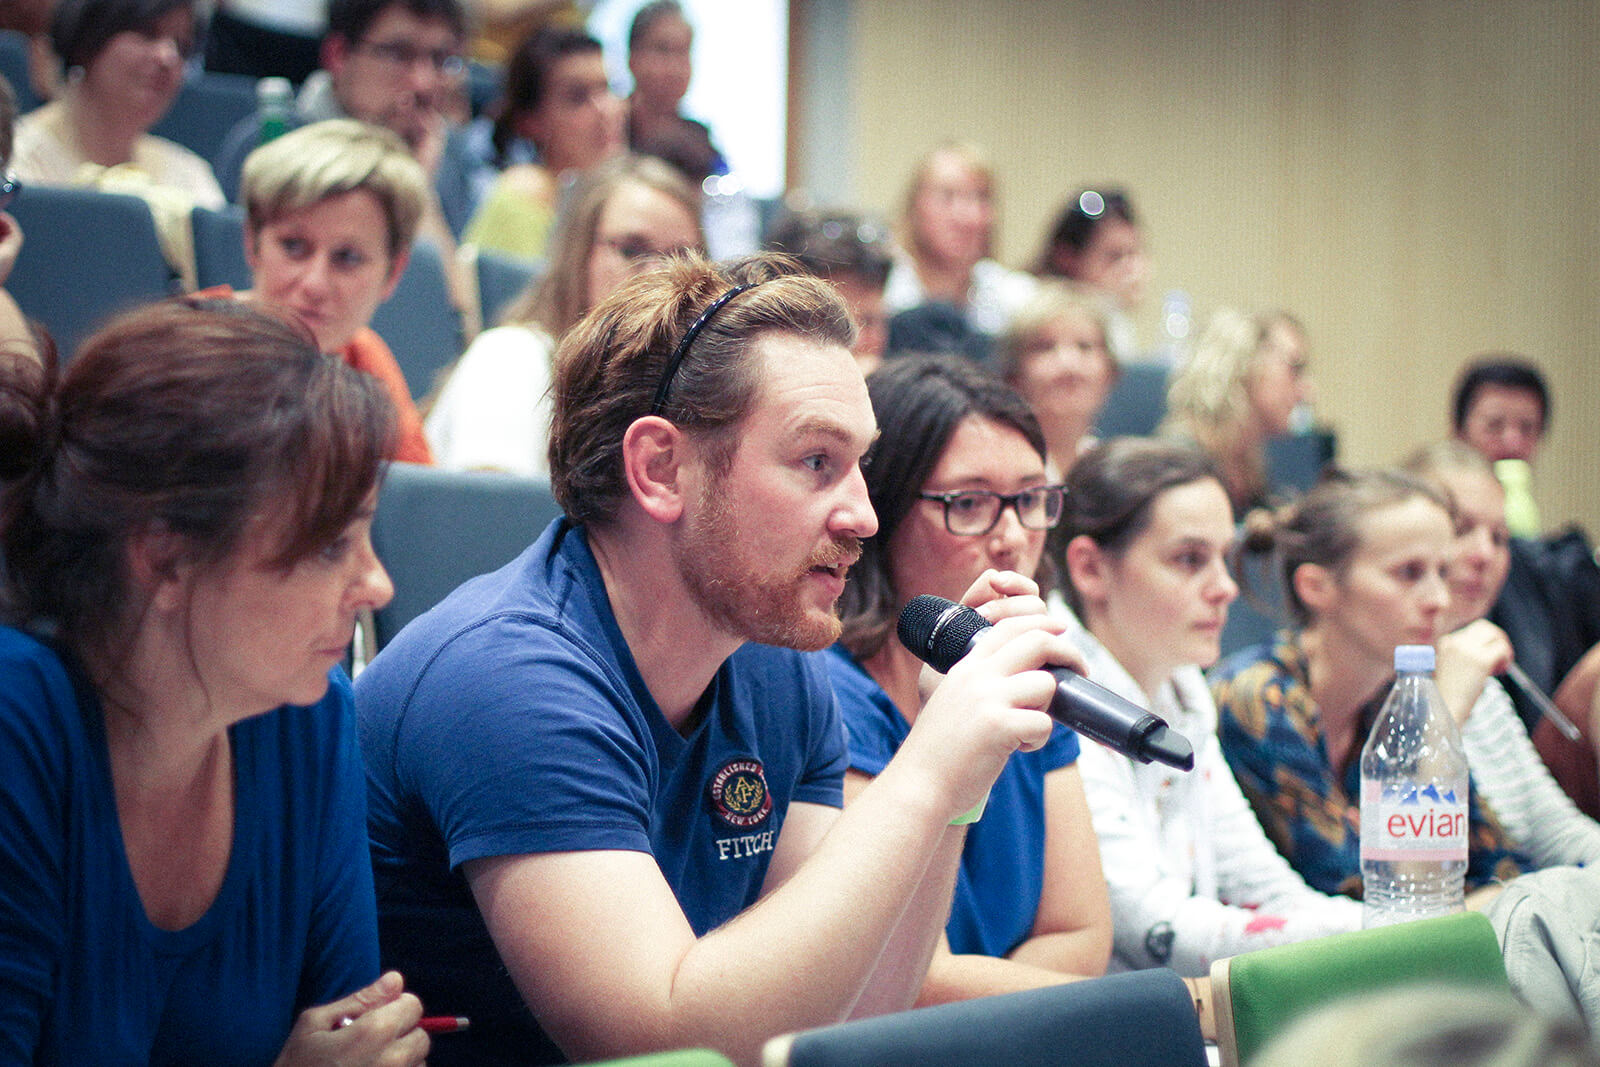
left=676, top=475, right=860, bottom=652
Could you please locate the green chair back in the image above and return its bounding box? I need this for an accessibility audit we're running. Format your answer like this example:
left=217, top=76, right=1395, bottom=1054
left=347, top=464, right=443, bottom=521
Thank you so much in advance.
left=1211, top=910, right=1509, bottom=1067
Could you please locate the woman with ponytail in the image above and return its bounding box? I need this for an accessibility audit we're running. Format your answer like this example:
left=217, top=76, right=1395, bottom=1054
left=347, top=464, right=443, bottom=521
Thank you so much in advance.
left=1210, top=469, right=1532, bottom=900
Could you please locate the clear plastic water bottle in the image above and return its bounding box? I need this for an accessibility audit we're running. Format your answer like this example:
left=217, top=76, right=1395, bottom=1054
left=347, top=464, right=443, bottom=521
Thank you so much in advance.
left=257, top=77, right=294, bottom=146
left=1359, top=644, right=1469, bottom=927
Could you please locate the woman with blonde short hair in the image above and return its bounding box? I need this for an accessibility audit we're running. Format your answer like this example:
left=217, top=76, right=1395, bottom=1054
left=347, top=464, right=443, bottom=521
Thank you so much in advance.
left=996, top=283, right=1119, bottom=478
left=237, top=118, right=433, bottom=463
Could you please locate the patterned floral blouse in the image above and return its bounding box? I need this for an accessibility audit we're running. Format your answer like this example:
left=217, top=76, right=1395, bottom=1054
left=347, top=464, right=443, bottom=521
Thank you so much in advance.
left=1209, top=632, right=1530, bottom=897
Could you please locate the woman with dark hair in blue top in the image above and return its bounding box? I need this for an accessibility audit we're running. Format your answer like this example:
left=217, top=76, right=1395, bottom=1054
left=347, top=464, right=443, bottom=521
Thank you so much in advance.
left=0, top=299, right=429, bottom=1065
left=829, top=353, right=1112, bottom=1004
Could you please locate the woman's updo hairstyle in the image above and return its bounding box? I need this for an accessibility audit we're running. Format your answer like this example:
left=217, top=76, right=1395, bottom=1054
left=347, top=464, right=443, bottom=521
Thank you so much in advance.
left=0, top=298, right=396, bottom=656
left=1235, top=467, right=1451, bottom=627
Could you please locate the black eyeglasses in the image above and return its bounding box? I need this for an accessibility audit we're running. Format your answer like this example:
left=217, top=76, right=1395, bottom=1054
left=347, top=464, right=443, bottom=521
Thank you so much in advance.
left=0, top=172, right=20, bottom=213
left=917, top=485, right=1066, bottom=536
left=356, top=38, right=466, bottom=77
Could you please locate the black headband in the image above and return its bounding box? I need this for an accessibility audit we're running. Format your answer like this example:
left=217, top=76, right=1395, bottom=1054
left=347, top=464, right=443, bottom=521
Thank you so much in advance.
left=649, top=282, right=760, bottom=417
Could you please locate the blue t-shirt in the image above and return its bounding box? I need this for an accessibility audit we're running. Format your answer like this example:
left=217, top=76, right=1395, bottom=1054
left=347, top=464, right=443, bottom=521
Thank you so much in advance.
left=356, top=518, right=849, bottom=1066
left=0, top=627, right=378, bottom=1066
left=824, top=644, right=1081, bottom=959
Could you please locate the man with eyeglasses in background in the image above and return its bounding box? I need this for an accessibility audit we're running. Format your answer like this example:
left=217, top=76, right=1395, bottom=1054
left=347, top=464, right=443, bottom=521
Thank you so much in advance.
left=213, top=0, right=482, bottom=246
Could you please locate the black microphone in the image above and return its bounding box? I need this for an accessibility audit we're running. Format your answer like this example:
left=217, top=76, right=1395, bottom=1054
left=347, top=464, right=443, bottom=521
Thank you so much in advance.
left=897, top=594, right=1195, bottom=771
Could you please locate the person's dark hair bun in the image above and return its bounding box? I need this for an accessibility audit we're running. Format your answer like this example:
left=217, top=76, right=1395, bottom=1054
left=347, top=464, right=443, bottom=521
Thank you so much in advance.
left=0, top=343, right=56, bottom=481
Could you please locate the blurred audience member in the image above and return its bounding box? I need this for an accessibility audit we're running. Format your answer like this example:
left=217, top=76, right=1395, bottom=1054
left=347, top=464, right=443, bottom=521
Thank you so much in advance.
left=1058, top=437, right=1361, bottom=975
left=883, top=142, right=1036, bottom=357
left=0, top=75, right=33, bottom=361
left=1405, top=441, right=1600, bottom=867
left=14, top=0, right=224, bottom=209
left=625, top=1, right=725, bottom=186
left=1450, top=354, right=1600, bottom=772
left=1033, top=189, right=1148, bottom=361
left=1250, top=985, right=1600, bottom=1067
left=1452, top=354, right=1551, bottom=538
left=464, top=24, right=624, bottom=260
left=995, top=283, right=1118, bottom=478
left=429, top=153, right=700, bottom=474
left=236, top=119, right=434, bottom=462
left=1161, top=307, right=1314, bottom=513
left=765, top=208, right=893, bottom=373
left=213, top=0, right=478, bottom=246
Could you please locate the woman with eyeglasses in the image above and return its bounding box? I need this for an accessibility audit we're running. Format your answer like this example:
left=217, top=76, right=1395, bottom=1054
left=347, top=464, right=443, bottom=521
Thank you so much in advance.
left=1032, top=189, right=1147, bottom=361
left=428, top=153, right=702, bottom=476
left=13, top=0, right=224, bottom=209
left=0, top=299, right=427, bottom=1065
left=463, top=24, right=625, bottom=261
left=829, top=354, right=1113, bottom=1004
left=1057, top=437, right=1360, bottom=976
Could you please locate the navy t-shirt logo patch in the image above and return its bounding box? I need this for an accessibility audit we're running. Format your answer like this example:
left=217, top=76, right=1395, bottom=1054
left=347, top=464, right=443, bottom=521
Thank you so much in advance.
left=709, top=758, right=772, bottom=828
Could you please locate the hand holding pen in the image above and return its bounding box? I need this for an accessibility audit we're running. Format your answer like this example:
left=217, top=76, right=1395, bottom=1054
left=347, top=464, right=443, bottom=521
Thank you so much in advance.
left=273, top=971, right=430, bottom=1067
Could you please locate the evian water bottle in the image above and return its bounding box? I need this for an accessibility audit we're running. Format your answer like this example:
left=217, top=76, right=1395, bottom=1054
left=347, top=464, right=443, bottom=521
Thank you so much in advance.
left=1359, top=644, right=1469, bottom=927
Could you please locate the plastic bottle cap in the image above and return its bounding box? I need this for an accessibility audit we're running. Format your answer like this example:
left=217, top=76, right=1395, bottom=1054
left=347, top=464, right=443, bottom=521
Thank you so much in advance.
left=1394, top=644, right=1435, bottom=672
left=257, top=76, right=293, bottom=106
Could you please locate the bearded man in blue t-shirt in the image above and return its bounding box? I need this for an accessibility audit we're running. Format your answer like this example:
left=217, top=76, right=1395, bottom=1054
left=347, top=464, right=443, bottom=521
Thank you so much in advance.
left=355, top=250, right=1081, bottom=1066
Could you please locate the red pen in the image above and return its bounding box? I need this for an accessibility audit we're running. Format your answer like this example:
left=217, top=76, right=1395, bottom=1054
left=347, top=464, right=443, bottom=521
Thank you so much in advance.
left=420, top=1016, right=471, bottom=1034
left=335, top=1014, right=470, bottom=1034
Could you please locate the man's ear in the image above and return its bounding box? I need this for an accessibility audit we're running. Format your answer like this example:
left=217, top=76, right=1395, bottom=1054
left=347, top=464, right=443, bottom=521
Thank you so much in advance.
left=126, top=522, right=191, bottom=614
left=321, top=34, right=350, bottom=76
left=621, top=415, right=689, bottom=524
left=1064, top=534, right=1109, bottom=607
left=1292, top=561, right=1336, bottom=616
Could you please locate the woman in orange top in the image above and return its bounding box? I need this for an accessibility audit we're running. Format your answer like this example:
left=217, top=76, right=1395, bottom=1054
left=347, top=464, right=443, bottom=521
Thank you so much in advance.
left=237, top=118, right=433, bottom=463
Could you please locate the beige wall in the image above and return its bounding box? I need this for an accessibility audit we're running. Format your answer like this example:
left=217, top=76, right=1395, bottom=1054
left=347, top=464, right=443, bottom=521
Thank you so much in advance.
left=829, top=0, right=1599, bottom=531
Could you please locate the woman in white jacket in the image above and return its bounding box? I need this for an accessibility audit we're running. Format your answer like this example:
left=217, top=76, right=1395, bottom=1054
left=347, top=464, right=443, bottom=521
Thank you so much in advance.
left=1055, top=437, right=1361, bottom=975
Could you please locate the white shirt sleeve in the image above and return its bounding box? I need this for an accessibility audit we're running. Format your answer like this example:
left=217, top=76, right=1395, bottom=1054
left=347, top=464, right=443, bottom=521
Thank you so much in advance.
left=1462, top=678, right=1600, bottom=867
left=425, top=325, right=553, bottom=478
